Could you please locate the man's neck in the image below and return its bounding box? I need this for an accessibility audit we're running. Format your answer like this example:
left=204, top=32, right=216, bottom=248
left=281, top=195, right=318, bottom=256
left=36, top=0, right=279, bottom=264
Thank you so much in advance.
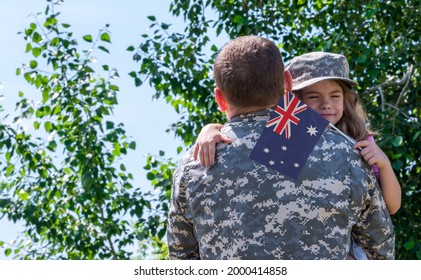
left=226, top=105, right=275, bottom=120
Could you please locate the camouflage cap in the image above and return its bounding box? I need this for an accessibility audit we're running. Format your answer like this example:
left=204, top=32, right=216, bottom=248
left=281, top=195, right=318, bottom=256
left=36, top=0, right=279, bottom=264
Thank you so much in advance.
left=285, top=52, right=358, bottom=91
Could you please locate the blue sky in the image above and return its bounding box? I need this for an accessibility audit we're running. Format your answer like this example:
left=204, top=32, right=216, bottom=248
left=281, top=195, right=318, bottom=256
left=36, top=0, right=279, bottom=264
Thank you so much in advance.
left=0, top=0, right=202, bottom=258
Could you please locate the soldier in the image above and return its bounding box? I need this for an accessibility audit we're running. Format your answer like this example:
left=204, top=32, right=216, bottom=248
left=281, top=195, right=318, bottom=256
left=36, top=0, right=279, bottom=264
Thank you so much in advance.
left=166, top=35, right=395, bottom=259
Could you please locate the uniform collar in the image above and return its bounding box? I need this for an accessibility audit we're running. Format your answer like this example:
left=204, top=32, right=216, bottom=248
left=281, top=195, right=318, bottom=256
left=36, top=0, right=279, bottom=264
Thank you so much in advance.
left=229, top=108, right=273, bottom=123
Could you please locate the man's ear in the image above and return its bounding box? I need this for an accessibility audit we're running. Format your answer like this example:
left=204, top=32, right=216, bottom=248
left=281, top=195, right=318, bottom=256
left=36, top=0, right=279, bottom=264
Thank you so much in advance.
left=215, top=87, right=228, bottom=112
left=283, top=70, right=293, bottom=92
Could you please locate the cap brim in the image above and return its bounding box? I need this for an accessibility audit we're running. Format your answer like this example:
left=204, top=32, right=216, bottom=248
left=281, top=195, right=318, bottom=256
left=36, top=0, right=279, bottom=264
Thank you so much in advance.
left=292, top=77, right=358, bottom=91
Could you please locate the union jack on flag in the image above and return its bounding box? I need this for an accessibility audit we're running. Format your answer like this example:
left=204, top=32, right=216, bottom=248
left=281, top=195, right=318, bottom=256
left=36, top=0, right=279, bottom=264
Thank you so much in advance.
left=249, top=91, right=329, bottom=179
left=266, top=91, right=308, bottom=139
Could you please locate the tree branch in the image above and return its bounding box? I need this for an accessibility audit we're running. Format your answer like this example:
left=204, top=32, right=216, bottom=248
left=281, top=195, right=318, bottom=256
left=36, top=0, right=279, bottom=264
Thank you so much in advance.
left=365, top=65, right=415, bottom=116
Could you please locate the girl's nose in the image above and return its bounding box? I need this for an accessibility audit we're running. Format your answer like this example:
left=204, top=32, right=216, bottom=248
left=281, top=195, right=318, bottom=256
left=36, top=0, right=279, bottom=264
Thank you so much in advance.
left=320, top=98, right=331, bottom=108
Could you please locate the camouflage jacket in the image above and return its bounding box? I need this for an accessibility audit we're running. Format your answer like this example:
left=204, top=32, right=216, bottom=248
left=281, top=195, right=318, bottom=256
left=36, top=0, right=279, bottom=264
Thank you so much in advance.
left=167, top=109, right=395, bottom=260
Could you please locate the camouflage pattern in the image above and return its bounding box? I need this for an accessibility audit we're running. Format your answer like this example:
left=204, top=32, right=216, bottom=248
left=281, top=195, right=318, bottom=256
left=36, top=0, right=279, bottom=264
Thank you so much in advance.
left=167, top=109, right=395, bottom=260
left=285, top=52, right=359, bottom=90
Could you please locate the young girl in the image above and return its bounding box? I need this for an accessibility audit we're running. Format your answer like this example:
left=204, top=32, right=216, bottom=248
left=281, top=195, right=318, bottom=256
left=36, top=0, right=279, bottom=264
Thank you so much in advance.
left=194, top=51, right=401, bottom=216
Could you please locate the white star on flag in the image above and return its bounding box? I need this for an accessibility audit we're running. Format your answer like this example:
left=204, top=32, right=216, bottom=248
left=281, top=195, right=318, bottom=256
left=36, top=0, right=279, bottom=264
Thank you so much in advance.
left=307, top=125, right=318, bottom=136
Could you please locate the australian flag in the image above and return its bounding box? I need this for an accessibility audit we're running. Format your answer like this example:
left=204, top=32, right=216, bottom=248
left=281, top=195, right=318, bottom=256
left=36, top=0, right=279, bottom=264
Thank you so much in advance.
left=249, top=91, right=329, bottom=179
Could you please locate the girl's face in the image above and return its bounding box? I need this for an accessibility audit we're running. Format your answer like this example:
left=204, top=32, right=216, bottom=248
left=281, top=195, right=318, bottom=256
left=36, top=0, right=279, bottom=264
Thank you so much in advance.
left=299, top=80, right=344, bottom=125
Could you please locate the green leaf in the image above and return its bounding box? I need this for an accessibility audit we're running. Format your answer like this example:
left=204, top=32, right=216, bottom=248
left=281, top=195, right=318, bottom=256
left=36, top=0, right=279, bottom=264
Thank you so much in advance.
left=83, top=35, right=93, bottom=42
left=17, top=189, right=30, bottom=201
left=157, top=228, right=166, bottom=239
left=29, top=60, right=38, bottom=69
left=392, top=160, right=403, bottom=170
left=32, top=47, right=42, bottom=57
left=25, top=43, right=32, bottom=53
left=106, top=121, right=114, bottom=129
left=233, top=15, right=243, bottom=24
left=391, top=136, right=403, bottom=147
left=32, top=32, right=42, bottom=43
left=84, top=66, right=94, bottom=73
left=5, top=248, right=11, bottom=257
left=98, top=46, right=109, bottom=53
left=50, top=37, right=60, bottom=46
left=412, top=131, right=421, bottom=142
left=5, top=152, right=11, bottom=162
left=0, top=198, right=11, bottom=208
left=134, top=77, right=142, bottom=87
left=44, top=16, right=58, bottom=27
left=44, top=121, right=53, bottom=132
left=112, top=142, right=121, bottom=156
left=100, top=32, right=111, bottom=43
left=147, top=172, right=156, bottom=180
left=5, top=164, right=14, bottom=176
left=404, top=240, right=415, bottom=250
left=357, top=55, right=367, bottom=63
left=42, top=90, right=50, bottom=103
left=177, top=146, right=183, bottom=154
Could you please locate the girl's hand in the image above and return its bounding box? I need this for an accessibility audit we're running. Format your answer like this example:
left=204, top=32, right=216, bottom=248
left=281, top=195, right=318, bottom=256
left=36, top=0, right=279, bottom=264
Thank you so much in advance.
left=353, top=140, right=390, bottom=169
left=194, top=123, right=232, bottom=167
left=354, top=139, right=402, bottom=214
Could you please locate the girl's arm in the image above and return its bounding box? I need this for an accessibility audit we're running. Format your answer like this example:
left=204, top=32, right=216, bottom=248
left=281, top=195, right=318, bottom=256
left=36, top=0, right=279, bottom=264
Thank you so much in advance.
left=354, top=140, right=402, bottom=214
left=193, top=123, right=232, bottom=167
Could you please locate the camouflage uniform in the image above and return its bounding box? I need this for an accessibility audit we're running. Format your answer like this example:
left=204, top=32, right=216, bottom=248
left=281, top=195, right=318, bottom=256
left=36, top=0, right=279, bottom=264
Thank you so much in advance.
left=167, top=109, right=395, bottom=260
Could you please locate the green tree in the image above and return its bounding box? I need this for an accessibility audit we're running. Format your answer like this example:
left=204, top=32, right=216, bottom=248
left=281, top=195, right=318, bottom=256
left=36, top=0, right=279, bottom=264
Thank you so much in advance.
left=130, top=0, right=420, bottom=259
left=0, top=1, right=164, bottom=259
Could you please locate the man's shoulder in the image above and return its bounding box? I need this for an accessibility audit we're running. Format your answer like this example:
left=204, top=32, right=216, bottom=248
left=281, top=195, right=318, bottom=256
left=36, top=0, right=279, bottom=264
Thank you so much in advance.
left=173, top=147, right=200, bottom=176
left=319, top=129, right=356, bottom=153
left=323, top=128, right=350, bottom=142
left=309, top=129, right=362, bottom=168
left=317, top=129, right=375, bottom=177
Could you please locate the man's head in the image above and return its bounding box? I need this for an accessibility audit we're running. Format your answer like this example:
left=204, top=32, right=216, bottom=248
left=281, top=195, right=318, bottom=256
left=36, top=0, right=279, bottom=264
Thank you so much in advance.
left=213, top=36, right=291, bottom=118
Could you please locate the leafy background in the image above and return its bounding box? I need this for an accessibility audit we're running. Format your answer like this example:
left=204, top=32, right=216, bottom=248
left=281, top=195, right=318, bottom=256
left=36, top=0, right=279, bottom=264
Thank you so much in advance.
left=1, top=0, right=420, bottom=259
